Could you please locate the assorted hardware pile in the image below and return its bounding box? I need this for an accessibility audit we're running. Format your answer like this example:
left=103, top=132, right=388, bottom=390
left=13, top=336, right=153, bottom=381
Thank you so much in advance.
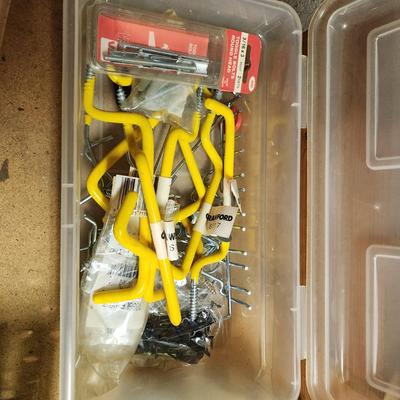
left=80, top=69, right=250, bottom=363
left=77, top=4, right=260, bottom=394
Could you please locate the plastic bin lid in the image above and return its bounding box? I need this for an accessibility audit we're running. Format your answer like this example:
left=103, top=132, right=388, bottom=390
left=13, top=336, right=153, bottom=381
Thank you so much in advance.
left=307, top=0, right=400, bottom=399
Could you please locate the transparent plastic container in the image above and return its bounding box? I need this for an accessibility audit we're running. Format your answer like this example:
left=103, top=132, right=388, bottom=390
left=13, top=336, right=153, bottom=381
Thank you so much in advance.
left=61, top=0, right=400, bottom=399
left=308, top=0, right=400, bottom=399
left=61, top=0, right=302, bottom=399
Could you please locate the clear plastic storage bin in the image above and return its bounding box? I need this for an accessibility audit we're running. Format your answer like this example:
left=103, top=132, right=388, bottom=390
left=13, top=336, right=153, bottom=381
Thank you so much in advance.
left=61, top=0, right=400, bottom=399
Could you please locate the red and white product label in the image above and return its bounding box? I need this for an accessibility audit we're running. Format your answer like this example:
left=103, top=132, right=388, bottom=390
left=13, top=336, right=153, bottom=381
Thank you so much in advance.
left=97, top=14, right=209, bottom=62
left=220, top=29, right=262, bottom=94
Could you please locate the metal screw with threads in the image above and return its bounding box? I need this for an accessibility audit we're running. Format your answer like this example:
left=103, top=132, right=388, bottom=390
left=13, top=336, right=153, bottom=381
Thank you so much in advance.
left=189, top=87, right=202, bottom=323
left=116, top=86, right=126, bottom=108
left=86, top=65, right=95, bottom=80
left=189, top=280, right=198, bottom=321
left=196, top=86, right=204, bottom=114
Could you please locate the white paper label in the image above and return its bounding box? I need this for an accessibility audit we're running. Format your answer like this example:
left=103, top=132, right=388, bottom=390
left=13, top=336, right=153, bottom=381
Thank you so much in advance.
left=156, top=176, right=172, bottom=217
left=223, top=177, right=232, bottom=206
left=223, top=177, right=242, bottom=212
left=230, top=179, right=242, bottom=213
left=109, top=175, right=143, bottom=216
left=205, top=205, right=238, bottom=239
left=194, top=202, right=212, bottom=234
left=234, top=32, right=249, bottom=93
left=150, top=221, right=168, bottom=260
left=163, top=221, right=179, bottom=261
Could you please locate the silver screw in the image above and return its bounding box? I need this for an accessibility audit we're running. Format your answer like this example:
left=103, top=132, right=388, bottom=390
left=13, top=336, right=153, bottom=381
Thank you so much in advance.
left=196, top=86, right=203, bottom=113
left=215, top=89, right=223, bottom=101
left=189, top=280, right=198, bottom=321
left=116, top=86, right=127, bottom=107
left=86, top=65, right=95, bottom=80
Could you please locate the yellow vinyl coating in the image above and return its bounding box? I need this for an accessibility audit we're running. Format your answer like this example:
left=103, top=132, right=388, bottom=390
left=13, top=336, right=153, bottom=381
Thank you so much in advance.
left=191, top=242, right=230, bottom=283
left=189, top=99, right=236, bottom=282
left=179, top=112, right=223, bottom=276
left=123, top=128, right=182, bottom=326
left=204, top=98, right=235, bottom=180
left=92, top=192, right=153, bottom=303
left=86, top=139, right=129, bottom=211
left=159, top=111, right=204, bottom=223
left=107, top=73, right=133, bottom=87
left=83, top=76, right=154, bottom=170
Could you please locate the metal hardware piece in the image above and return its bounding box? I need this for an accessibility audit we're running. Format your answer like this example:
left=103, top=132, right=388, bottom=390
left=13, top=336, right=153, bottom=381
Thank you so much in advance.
left=190, top=281, right=198, bottom=321
left=104, top=41, right=209, bottom=77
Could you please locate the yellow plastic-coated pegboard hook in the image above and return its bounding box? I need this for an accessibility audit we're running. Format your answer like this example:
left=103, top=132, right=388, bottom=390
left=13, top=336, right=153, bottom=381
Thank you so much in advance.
left=85, top=139, right=165, bottom=302
left=84, top=73, right=171, bottom=309
left=107, top=72, right=161, bottom=142
left=157, top=102, right=205, bottom=222
left=190, top=99, right=236, bottom=283
left=107, top=72, right=134, bottom=87
left=190, top=242, right=230, bottom=284
left=194, top=85, right=213, bottom=98
left=205, top=98, right=235, bottom=181
left=84, top=135, right=160, bottom=301
left=91, top=138, right=182, bottom=325
left=156, top=103, right=206, bottom=268
left=181, top=217, right=204, bottom=256
left=105, top=74, right=162, bottom=305
left=84, top=135, right=156, bottom=212
left=85, top=73, right=158, bottom=277
left=92, top=191, right=156, bottom=303
left=177, top=110, right=223, bottom=280
left=106, top=73, right=163, bottom=302
left=123, top=124, right=182, bottom=320
left=90, top=192, right=165, bottom=305
left=86, top=139, right=129, bottom=211
left=129, top=138, right=182, bottom=326
left=83, top=73, right=154, bottom=171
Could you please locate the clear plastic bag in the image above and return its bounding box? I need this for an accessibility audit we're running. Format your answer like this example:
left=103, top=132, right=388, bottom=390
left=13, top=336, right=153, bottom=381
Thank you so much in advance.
left=77, top=212, right=148, bottom=398
left=121, top=79, right=198, bottom=131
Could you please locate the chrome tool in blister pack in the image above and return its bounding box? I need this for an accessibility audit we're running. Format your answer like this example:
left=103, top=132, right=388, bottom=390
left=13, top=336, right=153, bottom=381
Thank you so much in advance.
left=104, top=41, right=209, bottom=77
